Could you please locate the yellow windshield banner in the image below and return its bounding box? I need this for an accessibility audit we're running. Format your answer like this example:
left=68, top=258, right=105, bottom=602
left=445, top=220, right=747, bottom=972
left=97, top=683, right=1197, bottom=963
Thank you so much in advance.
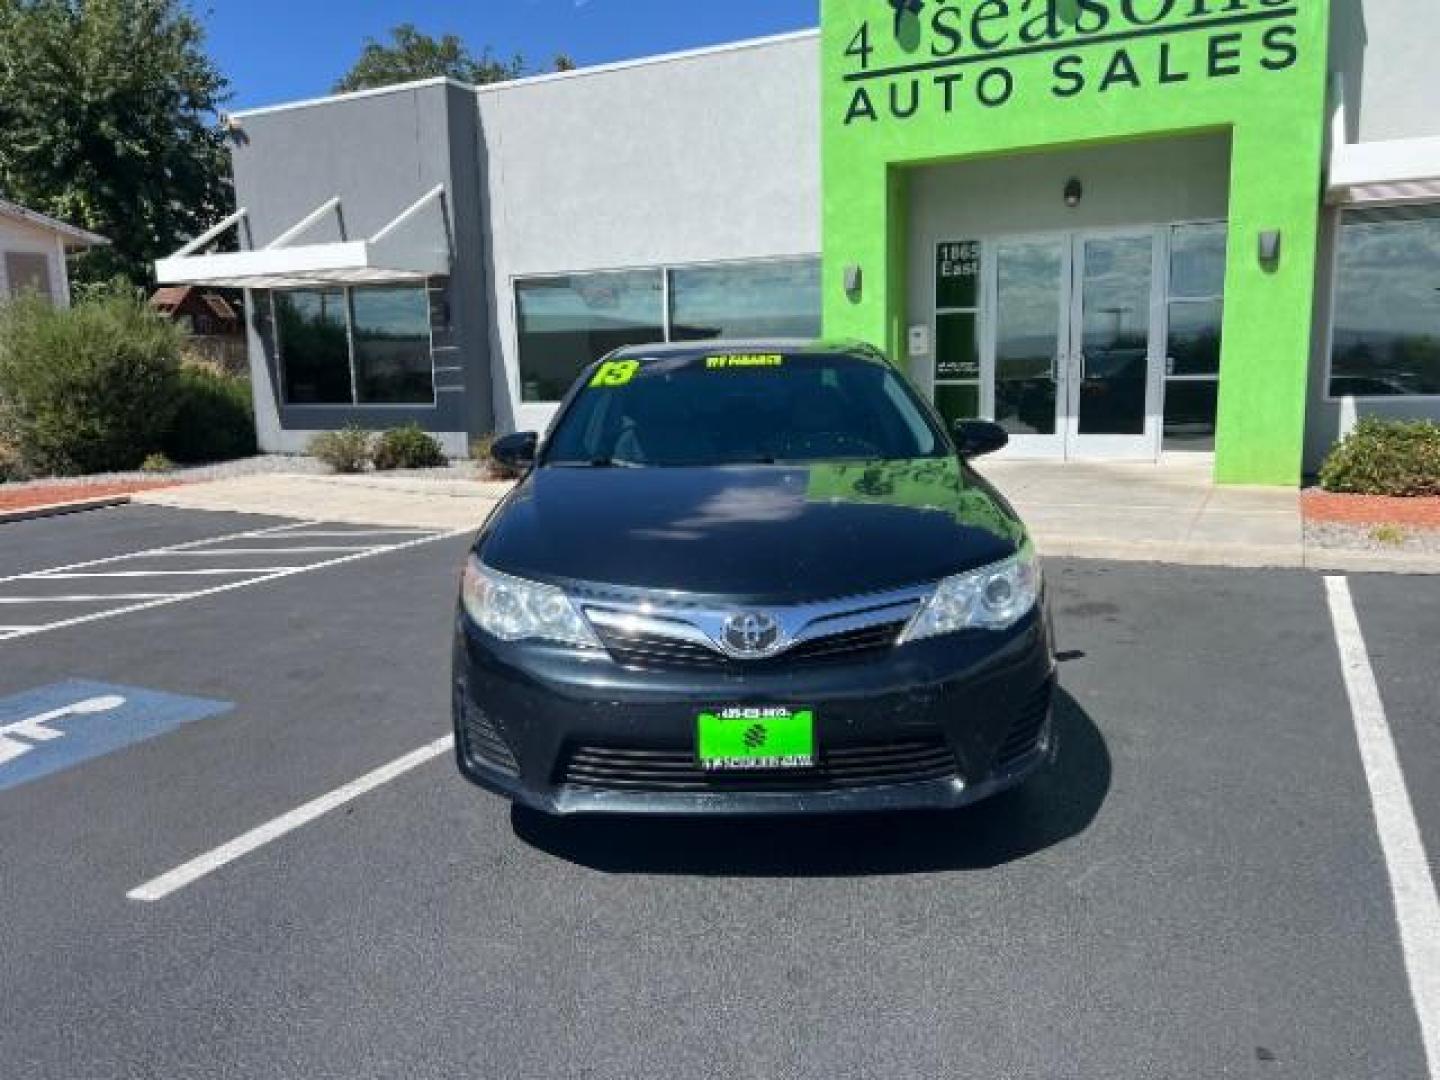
left=704, top=353, right=784, bottom=369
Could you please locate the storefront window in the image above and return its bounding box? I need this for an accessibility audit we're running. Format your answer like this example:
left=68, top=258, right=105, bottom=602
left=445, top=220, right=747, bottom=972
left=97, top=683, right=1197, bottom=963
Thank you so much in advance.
left=668, top=258, right=820, bottom=341
left=276, top=289, right=351, bottom=404
left=1164, top=223, right=1226, bottom=451
left=516, top=270, right=664, bottom=402
left=275, top=285, right=436, bottom=406
left=1329, top=209, right=1440, bottom=398
left=352, top=287, right=434, bottom=404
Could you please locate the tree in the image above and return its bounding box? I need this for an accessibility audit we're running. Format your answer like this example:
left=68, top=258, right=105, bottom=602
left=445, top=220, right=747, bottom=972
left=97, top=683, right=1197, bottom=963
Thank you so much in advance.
left=334, top=23, right=525, bottom=92
left=0, top=0, right=231, bottom=287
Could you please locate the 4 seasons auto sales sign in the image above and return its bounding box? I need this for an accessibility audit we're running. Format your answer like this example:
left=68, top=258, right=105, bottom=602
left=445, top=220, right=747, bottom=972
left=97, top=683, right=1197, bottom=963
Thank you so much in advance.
left=835, top=0, right=1303, bottom=124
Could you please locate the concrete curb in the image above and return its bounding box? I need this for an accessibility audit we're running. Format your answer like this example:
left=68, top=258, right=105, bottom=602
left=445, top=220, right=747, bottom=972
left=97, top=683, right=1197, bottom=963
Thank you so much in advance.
left=1033, top=534, right=1440, bottom=574
left=0, top=495, right=131, bottom=525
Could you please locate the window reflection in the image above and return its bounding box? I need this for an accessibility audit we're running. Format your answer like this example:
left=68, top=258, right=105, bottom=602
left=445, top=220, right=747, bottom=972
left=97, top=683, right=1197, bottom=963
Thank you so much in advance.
left=353, top=287, right=434, bottom=404
left=1330, top=210, right=1440, bottom=397
left=995, top=239, right=1062, bottom=435
left=669, top=258, right=820, bottom=341
left=516, top=271, right=666, bottom=403
left=276, top=289, right=351, bottom=404
left=1169, top=222, right=1227, bottom=298
left=1078, top=236, right=1150, bottom=436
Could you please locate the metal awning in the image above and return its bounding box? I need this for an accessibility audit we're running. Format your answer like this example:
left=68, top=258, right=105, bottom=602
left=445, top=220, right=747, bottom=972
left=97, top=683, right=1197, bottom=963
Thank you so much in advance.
left=153, top=186, right=451, bottom=288
left=1328, top=138, right=1440, bottom=205
left=1326, top=74, right=1440, bottom=206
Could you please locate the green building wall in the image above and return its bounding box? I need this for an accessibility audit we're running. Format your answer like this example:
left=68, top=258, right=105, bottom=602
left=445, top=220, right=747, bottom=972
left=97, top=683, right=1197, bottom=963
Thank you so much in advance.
left=821, top=0, right=1330, bottom=484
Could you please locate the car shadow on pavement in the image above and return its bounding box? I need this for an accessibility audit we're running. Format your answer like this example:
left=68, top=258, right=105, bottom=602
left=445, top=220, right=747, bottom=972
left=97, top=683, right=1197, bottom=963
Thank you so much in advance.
left=511, top=687, right=1109, bottom=876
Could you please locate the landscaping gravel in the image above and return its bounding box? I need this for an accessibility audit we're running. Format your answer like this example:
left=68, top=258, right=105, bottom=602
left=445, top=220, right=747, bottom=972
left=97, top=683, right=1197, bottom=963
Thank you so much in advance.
left=1305, top=519, right=1440, bottom=554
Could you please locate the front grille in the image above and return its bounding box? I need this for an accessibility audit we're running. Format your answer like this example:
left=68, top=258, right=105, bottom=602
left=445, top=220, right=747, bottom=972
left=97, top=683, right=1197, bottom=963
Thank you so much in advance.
left=994, top=682, right=1053, bottom=771
left=596, top=619, right=906, bottom=672
left=458, top=691, right=519, bottom=776
left=557, top=734, right=955, bottom=793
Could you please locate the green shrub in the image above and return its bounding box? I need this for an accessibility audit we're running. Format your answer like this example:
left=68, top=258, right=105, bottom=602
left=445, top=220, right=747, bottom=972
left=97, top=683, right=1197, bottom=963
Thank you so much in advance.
left=308, top=426, right=372, bottom=473
left=140, top=452, right=175, bottom=473
left=1318, top=417, right=1440, bottom=497
left=0, top=438, right=22, bottom=483
left=0, top=287, right=182, bottom=475
left=163, top=365, right=257, bottom=464
left=372, top=423, right=446, bottom=471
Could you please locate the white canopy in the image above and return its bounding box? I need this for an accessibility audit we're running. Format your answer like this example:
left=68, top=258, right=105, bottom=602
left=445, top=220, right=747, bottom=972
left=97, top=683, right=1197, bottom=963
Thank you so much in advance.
left=1326, top=75, right=1440, bottom=205
left=153, top=186, right=451, bottom=289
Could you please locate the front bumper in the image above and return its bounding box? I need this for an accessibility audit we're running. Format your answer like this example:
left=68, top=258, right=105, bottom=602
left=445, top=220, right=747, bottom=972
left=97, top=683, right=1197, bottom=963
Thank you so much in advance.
left=451, top=604, right=1056, bottom=816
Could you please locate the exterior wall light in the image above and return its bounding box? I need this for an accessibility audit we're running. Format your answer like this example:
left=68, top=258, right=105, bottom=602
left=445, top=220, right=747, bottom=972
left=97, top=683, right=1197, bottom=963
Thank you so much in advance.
left=844, top=263, right=863, bottom=298
left=1258, top=229, right=1282, bottom=266
left=1063, top=177, right=1083, bottom=208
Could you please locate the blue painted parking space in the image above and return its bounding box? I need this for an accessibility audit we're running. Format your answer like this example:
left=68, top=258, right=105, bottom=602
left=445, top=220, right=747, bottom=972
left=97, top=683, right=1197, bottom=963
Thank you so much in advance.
left=0, top=679, right=231, bottom=792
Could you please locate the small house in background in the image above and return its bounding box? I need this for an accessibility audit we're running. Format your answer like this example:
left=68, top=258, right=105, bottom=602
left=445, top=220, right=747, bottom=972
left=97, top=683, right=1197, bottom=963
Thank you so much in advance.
left=0, top=196, right=107, bottom=306
left=150, top=285, right=247, bottom=374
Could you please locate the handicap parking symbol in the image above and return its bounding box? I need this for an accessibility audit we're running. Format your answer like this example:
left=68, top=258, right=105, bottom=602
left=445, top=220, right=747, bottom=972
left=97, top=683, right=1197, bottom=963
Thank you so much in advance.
left=0, top=679, right=232, bottom=793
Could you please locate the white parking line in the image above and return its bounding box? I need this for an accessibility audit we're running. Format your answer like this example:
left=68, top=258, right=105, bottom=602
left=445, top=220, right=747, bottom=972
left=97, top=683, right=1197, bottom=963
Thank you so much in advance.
left=128, top=735, right=455, bottom=902
left=0, top=525, right=467, bottom=644
left=37, top=568, right=310, bottom=578
left=154, top=546, right=382, bottom=556
left=0, top=521, right=312, bottom=587
left=1325, top=575, right=1440, bottom=1079
left=0, top=594, right=180, bottom=603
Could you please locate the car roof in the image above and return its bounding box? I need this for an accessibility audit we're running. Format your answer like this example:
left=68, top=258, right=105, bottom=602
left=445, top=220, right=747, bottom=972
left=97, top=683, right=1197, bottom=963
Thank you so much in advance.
left=605, top=339, right=888, bottom=365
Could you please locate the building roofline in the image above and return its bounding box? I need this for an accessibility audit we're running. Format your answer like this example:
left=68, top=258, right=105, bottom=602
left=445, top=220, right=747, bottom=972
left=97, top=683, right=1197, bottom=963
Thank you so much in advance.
left=228, top=28, right=819, bottom=119
left=230, top=76, right=471, bottom=121
left=0, top=197, right=108, bottom=247
left=474, top=28, right=819, bottom=96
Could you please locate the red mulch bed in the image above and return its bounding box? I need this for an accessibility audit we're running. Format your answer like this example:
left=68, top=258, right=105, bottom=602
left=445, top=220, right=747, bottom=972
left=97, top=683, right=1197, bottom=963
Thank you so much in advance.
left=1302, top=488, right=1440, bottom=529
left=0, top=480, right=182, bottom=513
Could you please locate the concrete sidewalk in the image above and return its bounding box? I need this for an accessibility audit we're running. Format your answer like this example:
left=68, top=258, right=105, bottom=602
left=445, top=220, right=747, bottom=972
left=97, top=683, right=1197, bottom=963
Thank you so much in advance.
left=130, top=463, right=1440, bottom=573
left=133, top=473, right=508, bottom=531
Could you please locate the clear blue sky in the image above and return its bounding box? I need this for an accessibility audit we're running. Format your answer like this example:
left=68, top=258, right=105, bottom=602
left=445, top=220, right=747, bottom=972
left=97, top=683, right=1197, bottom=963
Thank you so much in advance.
left=200, top=0, right=819, bottom=112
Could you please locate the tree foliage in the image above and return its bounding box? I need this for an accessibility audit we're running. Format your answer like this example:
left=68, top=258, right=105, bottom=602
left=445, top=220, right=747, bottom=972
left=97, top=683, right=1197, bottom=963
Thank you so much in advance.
left=0, top=0, right=232, bottom=287
left=334, top=23, right=525, bottom=92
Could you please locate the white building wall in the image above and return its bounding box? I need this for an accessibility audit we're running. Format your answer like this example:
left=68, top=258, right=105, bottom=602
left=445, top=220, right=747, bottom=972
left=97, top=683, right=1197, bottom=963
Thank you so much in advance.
left=475, top=31, right=821, bottom=434
left=0, top=216, right=69, bottom=305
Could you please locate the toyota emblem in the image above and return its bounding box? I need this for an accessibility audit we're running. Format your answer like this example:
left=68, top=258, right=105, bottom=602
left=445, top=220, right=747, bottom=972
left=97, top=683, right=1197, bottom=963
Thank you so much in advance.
left=721, top=612, right=783, bottom=657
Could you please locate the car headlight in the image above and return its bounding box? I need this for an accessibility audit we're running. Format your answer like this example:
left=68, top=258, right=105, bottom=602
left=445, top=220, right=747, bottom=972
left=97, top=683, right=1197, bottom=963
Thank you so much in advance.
left=899, top=543, right=1040, bottom=643
left=460, top=557, right=600, bottom=648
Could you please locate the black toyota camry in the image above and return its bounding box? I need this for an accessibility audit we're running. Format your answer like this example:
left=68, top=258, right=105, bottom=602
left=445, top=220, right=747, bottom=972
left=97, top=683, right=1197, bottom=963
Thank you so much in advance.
left=452, top=341, right=1056, bottom=815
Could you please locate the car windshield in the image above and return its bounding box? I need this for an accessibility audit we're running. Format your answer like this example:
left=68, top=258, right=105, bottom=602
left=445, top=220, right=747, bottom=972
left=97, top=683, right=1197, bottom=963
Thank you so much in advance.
left=543, top=352, right=949, bottom=467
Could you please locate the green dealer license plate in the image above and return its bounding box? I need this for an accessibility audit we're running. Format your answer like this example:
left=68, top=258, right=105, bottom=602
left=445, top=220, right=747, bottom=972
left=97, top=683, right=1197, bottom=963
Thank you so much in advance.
left=696, top=707, right=816, bottom=771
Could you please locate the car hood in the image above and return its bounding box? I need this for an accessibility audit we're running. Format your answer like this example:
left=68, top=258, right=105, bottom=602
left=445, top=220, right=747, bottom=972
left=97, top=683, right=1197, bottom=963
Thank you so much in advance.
left=478, top=458, right=1026, bottom=602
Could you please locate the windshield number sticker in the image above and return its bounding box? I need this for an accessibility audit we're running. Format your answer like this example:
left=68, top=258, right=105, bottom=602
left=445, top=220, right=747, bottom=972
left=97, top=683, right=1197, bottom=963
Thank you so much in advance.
left=705, top=353, right=783, bottom=370
left=589, top=360, right=640, bottom=388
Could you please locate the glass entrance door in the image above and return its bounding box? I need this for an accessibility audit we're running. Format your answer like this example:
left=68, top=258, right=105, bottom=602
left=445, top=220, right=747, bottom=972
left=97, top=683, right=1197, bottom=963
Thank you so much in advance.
left=1064, top=231, right=1161, bottom=459
left=964, top=230, right=1161, bottom=459
left=992, top=236, right=1069, bottom=457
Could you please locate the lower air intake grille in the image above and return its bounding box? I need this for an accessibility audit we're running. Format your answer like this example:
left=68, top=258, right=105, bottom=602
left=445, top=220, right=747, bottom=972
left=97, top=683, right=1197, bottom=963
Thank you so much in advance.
left=459, top=691, right=519, bottom=777
left=994, top=682, right=1053, bottom=771
left=557, top=735, right=955, bottom=793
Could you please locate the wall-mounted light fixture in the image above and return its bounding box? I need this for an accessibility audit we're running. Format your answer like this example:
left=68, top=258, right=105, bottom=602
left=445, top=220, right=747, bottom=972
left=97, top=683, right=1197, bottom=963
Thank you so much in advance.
left=843, top=263, right=863, bottom=298
left=1258, top=229, right=1282, bottom=266
left=1063, top=177, right=1083, bottom=208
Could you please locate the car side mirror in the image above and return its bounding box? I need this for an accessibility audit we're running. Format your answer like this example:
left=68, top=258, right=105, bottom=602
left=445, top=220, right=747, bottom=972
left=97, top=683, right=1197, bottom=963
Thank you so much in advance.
left=491, top=431, right=538, bottom=471
left=953, top=419, right=1008, bottom=459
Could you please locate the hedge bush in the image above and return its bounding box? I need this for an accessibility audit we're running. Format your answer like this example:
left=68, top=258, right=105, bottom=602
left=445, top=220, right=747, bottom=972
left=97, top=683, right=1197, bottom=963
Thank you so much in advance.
left=163, top=365, right=257, bottom=464
left=1318, top=417, right=1440, bottom=497
left=0, top=289, right=182, bottom=474
left=308, top=426, right=371, bottom=473
left=372, top=423, right=446, bottom=471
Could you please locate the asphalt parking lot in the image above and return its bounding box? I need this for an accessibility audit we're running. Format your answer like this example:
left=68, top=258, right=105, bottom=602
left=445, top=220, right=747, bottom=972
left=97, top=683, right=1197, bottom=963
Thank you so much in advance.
left=0, top=504, right=1436, bottom=1079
